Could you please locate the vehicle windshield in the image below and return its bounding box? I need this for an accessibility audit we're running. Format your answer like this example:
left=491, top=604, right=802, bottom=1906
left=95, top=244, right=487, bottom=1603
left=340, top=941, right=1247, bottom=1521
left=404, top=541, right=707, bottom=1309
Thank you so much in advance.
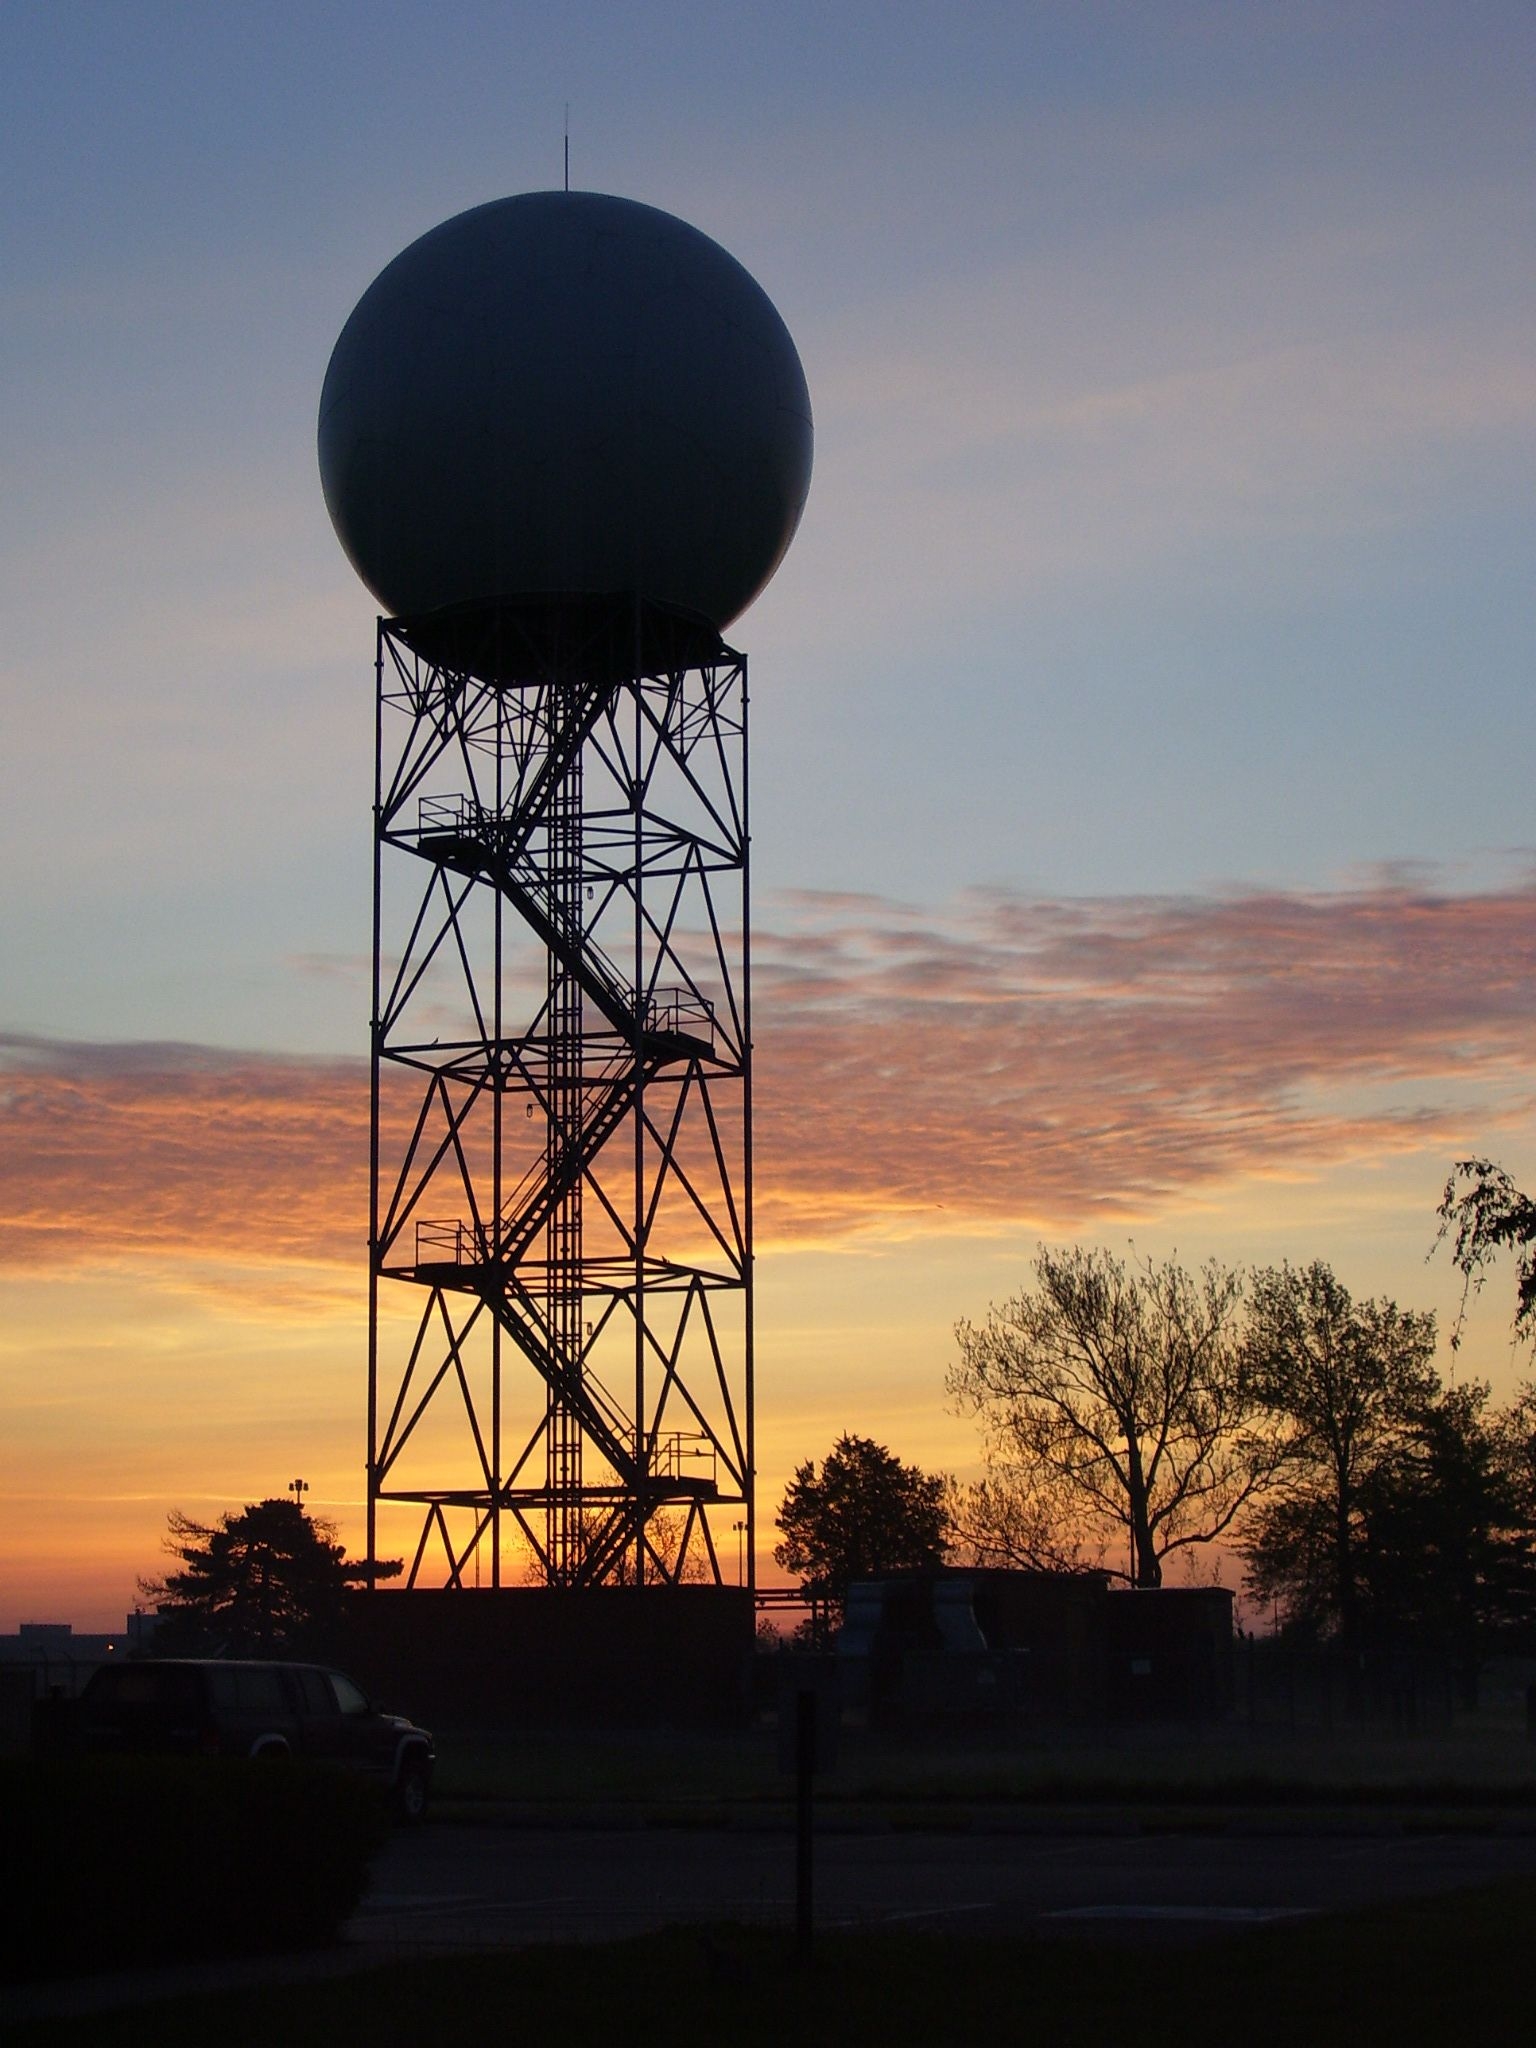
left=329, top=1672, right=371, bottom=1715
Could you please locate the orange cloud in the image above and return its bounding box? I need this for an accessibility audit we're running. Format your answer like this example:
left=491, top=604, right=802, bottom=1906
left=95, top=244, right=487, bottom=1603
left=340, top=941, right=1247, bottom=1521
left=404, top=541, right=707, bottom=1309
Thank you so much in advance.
left=5, top=872, right=1535, bottom=1274
left=752, top=873, right=1536, bottom=1238
left=0, top=1037, right=367, bottom=1269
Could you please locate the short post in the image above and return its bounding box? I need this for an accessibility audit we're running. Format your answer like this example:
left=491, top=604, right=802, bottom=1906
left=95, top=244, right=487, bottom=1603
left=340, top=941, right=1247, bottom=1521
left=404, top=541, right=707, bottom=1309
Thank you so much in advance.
left=795, top=1687, right=816, bottom=1960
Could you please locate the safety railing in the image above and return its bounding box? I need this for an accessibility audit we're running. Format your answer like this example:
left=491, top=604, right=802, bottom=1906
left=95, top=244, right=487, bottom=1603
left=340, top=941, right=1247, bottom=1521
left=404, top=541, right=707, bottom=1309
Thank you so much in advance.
left=647, top=1430, right=716, bottom=1487
left=414, top=1217, right=489, bottom=1265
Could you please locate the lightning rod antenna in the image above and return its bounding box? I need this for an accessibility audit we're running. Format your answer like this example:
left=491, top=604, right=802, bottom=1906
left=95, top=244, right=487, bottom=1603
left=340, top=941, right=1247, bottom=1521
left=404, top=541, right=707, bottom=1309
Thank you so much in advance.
left=564, top=105, right=570, bottom=193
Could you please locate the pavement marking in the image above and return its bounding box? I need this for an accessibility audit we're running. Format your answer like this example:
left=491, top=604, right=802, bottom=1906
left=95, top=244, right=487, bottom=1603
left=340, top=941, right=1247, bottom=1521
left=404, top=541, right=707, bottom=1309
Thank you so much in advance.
left=1045, top=1905, right=1314, bottom=1925
left=354, top=1896, right=780, bottom=1931
left=870, top=1904, right=995, bottom=1925
left=360, top=1893, right=488, bottom=1911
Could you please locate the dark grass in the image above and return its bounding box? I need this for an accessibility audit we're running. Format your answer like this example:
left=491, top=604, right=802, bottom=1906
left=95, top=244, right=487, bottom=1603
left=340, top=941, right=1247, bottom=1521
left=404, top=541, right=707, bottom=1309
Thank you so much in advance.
left=1, top=1757, right=386, bottom=1984
left=8, top=1879, right=1534, bottom=2048
left=432, top=1721, right=1536, bottom=1820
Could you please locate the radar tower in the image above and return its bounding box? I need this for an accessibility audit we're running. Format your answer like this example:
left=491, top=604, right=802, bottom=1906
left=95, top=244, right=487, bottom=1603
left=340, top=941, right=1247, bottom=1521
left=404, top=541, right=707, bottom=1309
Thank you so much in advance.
left=319, top=192, right=811, bottom=1590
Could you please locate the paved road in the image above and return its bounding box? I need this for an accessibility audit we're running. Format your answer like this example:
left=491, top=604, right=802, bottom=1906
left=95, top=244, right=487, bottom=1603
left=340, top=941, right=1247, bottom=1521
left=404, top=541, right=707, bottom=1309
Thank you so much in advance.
left=11, top=1817, right=1536, bottom=2024
left=350, top=1818, right=1536, bottom=1952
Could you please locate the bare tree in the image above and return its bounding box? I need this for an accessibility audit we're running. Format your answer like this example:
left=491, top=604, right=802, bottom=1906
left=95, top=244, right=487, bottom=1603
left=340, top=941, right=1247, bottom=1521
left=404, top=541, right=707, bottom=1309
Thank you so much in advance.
left=943, top=1462, right=1096, bottom=1576
left=520, top=1508, right=714, bottom=1585
left=949, top=1245, right=1274, bottom=1587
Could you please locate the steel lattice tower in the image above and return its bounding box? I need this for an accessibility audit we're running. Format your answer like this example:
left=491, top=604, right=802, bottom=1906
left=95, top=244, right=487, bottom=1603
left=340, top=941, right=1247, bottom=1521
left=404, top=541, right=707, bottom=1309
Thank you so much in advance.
left=366, top=604, right=752, bottom=1589
left=319, top=192, right=810, bottom=1600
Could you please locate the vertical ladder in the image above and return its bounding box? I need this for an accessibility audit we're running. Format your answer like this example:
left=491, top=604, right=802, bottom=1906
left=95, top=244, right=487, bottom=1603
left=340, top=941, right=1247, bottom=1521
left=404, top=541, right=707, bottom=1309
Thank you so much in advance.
left=544, top=713, right=585, bottom=1583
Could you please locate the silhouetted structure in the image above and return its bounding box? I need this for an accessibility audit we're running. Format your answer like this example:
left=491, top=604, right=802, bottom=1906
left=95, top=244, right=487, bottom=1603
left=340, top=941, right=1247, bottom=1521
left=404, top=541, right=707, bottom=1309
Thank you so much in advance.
left=339, top=1584, right=754, bottom=1728
left=0, top=1619, right=151, bottom=1753
left=836, top=1572, right=1235, bottom=1726
left=319, top=194, right=812, bottom=1590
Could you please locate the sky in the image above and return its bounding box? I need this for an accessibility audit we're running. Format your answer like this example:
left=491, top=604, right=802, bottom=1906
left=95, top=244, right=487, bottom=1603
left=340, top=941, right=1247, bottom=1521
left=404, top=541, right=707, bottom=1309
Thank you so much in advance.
left=2, top=0, right=1534, bottom=1627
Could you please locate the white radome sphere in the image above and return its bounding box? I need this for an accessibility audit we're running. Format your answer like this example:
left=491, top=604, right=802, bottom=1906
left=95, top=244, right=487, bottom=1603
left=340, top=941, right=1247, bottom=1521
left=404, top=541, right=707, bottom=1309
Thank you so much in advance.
left=318, top=192, right=813, bottom=636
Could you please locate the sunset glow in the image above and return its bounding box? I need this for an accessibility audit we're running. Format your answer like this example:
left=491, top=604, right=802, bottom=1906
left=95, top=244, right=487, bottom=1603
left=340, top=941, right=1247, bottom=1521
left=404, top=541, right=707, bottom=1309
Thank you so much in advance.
left=3, top=3, right=1533, bottom=1628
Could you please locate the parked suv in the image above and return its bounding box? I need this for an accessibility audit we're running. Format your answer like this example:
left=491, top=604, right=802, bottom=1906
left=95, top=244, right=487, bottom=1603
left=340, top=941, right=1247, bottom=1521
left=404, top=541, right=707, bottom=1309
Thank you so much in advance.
left=66, top=1660, right=435, bottom=1819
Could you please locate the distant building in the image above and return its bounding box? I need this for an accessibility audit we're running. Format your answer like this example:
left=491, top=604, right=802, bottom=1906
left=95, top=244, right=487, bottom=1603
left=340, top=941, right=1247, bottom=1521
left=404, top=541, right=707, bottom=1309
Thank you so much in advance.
left=836, top=1570, right=1235, bottom=1726
left=0, top=1617, right=158, bottom=1751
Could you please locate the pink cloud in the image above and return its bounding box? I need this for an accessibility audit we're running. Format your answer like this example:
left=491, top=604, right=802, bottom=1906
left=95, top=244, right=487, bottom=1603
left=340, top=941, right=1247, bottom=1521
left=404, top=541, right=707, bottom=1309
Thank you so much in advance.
left=4, top=872, right=1535, bottom=1270
left=0, top=1036, right=368, bottom=1268
left=753, top=874, right=1536, bottom=1236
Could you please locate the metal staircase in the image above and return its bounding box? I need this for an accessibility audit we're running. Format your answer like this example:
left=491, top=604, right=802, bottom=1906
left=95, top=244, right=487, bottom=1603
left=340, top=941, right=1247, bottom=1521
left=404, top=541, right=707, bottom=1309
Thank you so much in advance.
left=366, top=627, right=751, bottom=1592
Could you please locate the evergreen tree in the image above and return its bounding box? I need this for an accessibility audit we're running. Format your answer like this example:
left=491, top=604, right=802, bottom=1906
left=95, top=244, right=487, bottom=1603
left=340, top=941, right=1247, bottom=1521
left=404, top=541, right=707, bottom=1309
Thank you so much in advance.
left=142, top=1497, right=397, bottom=1655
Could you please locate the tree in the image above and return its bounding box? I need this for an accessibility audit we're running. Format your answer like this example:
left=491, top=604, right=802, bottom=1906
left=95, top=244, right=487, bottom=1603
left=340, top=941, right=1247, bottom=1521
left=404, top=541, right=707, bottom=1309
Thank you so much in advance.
left=944, top=1459, right=1097, bottom=1578
left=773, top=1434, right=947, bottom=1611
left=1435, top=1158, right=1536, bottom=1346
left=949, top=1246, right=1272, bottom=1588
left=1354, top=1381, right=1536, bottom=1685
left=1239, top=1261, right=1439, bottom=1650
left=1498, top=1382, right=1536, bottom=1524
left=141, top=1497, right=397, bottom=1655
left=523, top=1508, right=712, bottom=1586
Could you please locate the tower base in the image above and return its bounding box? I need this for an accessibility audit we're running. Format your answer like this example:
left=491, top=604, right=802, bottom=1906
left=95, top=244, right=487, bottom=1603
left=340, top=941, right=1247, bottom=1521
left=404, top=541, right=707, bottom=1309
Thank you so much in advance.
left=338, top=1585, right=755, bottom=1730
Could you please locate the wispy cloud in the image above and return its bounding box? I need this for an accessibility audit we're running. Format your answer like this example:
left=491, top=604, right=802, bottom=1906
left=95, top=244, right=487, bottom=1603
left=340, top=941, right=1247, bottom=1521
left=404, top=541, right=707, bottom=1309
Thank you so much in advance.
left=5, top=871, right=1535, bottom=1278
left=753, top=873, right=1536, bottom=1238
left=0, top=1036, right=367, bottom=1269
left=760, top=95, right=1536, bottom=656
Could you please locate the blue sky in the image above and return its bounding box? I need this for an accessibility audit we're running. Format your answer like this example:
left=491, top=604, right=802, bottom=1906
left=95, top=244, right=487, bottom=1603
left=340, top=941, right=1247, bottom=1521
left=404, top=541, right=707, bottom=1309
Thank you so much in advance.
left=5, top=0, right=1532, bottom=1052
left=2, top=1, right=1534, bottom=1621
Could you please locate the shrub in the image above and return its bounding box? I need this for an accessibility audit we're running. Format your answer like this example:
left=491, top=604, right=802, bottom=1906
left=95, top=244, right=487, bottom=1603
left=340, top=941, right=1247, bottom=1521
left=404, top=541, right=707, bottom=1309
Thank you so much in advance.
left=1, top=1754, right=387, bottom=1982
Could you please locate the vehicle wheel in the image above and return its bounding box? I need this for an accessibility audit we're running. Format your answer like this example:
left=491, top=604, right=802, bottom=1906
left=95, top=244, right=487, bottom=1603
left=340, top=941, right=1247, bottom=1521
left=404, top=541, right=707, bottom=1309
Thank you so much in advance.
left=393, top=1756, right=430, bottom=1824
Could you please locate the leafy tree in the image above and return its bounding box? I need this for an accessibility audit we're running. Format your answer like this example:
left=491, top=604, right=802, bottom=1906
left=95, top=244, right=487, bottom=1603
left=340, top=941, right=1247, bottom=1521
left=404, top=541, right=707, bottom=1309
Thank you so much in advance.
left=141, top=1497, right=397, bottom=1655
left=1355, top=1381, right=1536, bottom=1684
left=1436, top=1157, right=1536, bottom=1346
left=949, top=1246, right=1272, bottom=1588
left=1498, top=1382, right=1536, bottom=1522
left=1244, top=1270, right=1536, bottom=1677
left=1239, top=1261, right=1439, bottom=1650
left=774, top=1434, right=947, bottom=1611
